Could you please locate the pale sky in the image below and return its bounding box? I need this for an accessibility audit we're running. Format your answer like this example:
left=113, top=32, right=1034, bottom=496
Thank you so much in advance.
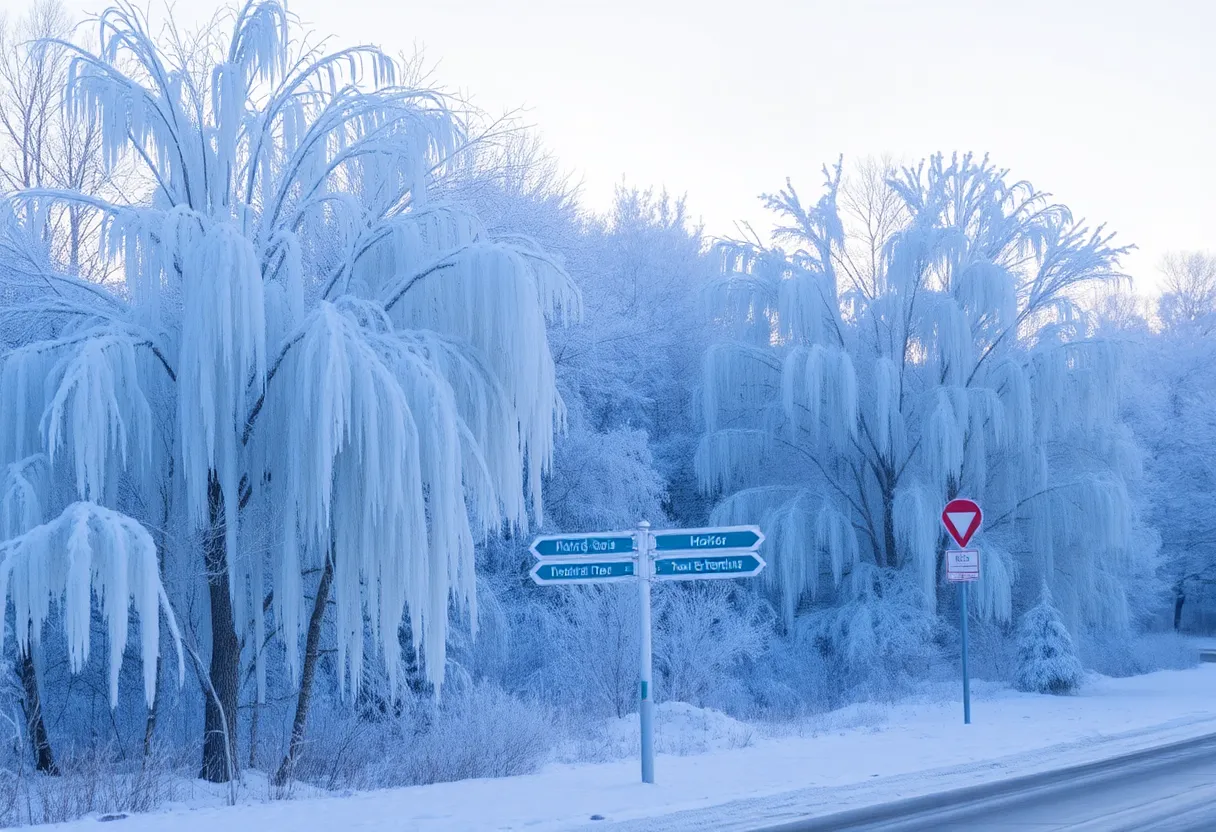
left=9, top=0, right=1216, bottom=291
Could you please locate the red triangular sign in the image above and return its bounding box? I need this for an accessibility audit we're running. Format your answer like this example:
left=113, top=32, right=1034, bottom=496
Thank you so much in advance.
left=941, top=498, right=982, bottom=547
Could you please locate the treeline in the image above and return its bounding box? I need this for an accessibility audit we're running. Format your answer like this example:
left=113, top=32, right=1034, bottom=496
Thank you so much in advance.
left=0, top=0, right=1208, bottom=827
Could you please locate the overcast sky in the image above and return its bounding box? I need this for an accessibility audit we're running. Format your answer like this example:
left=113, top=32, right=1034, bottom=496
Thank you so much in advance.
left=9, top=0, right=1214, bottom=291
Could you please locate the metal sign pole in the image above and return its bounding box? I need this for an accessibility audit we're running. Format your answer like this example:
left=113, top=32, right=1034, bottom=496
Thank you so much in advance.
left=961, top=581, right=971, bottom=725
left=637, top=520, right=655, bottom=784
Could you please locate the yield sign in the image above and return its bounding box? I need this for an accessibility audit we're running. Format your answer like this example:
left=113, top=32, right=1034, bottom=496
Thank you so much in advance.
left=941, top=498, right=982, bottom=548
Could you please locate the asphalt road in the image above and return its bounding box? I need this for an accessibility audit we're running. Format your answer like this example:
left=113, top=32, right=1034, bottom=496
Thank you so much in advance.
left=764, top=732, right=1216, bottom=832
left=580, top=732, right=1216, bottom=832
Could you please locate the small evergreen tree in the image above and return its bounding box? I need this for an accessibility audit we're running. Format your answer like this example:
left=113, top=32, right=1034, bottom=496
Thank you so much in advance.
left=1014, top=584, right=1084, bottom=694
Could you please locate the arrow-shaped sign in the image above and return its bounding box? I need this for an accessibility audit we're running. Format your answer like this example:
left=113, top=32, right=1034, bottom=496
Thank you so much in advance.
left=530, top=557, right=637, bottom=585
left=653, top=552, right=766, bottom=581
left=652, top=525, right=764, bottom=553
left=530, top=533, right=636, bottom=558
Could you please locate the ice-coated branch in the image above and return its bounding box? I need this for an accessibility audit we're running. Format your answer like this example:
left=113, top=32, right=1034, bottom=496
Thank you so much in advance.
left=0, top=502, right=183, bottom=706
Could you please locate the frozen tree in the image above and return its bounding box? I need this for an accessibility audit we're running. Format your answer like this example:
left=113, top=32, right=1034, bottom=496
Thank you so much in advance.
left=0, top=2, right=118, bottom=773
left=0, top=0, right=575, bottom=782
left=1114, top=254, right=1216, bottom=631
left=700, top=154, right=1145, bottom=668
left=1014, top=583, right=1083, bottom=694
left=0, top=0, right=112, bottom=276
left=1158, top=251, right=1216, bottom=333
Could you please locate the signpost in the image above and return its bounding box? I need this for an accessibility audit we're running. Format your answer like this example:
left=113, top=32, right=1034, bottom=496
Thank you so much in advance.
left=529, top=521, right=766, bottom=784
left=942, top=498, right=983, bottom=725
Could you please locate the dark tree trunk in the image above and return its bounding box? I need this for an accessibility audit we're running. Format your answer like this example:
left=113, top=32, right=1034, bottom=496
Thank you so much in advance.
left=881, top=483, right=896, bottom=569
left=143, top=655, right=160, bottom=761
left=19, top=644, right=57, bottom=775
left=201, top=476, right=240, bottom=783
left=1174, top=590, right=1186, bottom=631
left=273, top=558, right=333, bottom=786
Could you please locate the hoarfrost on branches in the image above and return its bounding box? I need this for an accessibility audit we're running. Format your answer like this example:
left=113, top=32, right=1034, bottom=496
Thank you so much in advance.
left=699, top=154, right=1147, bottom=662
left=0, top=0, right=577, bottom=707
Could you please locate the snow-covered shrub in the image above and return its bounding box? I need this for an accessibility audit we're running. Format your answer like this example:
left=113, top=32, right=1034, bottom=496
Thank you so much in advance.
left=0, top=741, right=190, bottom=827
left=800, top=569, right=940, bottom=703
left=544, top=425, right=668, bottom=532
left=965, top=618, right=1018, bottom=682
left=287, top=683, right=552, bottom=791
left=1014, top=585, right=1084, bottom=694
left=653, top=582, right=768, bottom=710
left=743, top=632, right=836, bottom=718
left=530, top=587, right=640, bottom=719
left=401, top=684, right=553, bottom=785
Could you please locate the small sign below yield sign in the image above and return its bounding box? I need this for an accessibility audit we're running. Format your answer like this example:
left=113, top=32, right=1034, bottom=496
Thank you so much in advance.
left=946, top=549, right=980, bottom=582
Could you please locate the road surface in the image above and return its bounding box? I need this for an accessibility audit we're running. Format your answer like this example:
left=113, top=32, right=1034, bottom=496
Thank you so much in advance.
left=760, top=731, right=1216, bottom=831
left=586, top=732, right=1216, bottom=832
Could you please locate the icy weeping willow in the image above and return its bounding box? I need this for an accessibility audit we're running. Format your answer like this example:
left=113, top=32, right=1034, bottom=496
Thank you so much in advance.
left=700, top=155, right=1148, bottom=669
left=0, top=0, right=576, bottom=781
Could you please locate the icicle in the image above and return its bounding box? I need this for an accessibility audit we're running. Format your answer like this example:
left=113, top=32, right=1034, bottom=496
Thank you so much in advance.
left=695, top=430, right=773, bottom=494
left=816, top=500, right=858, bottom=586
left=41, top=335, right=152, bottom=503
left=0, top=502, right=182, bottom=706
left=925, top=390, right=964, bottom=493
left=874, top=356, right=900, bottom=458
left=972, top=541, right=1014, bottom=623
left=176, top=220, right=266, bottom=585
left=782, top=346, right=806, bottom=435
left=893, top=484, right=936, bottom=611
left=702, top=343, right=779, bottom=434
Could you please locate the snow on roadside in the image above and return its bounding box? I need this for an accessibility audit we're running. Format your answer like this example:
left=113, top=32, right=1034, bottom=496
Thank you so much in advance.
left=42, top=665, right=1216, bottom=832
left=558, top=701, right=756, bottom=763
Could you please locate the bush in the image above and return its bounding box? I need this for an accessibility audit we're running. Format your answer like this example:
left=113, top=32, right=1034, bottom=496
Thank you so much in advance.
left=403, top=684, right=554, bottom=785
left=0, top=742, right=192, bottom=828
left=797, top=569, right=940, bottom=705
left=1014, top=585, right=1084, bottom=694
left=653, top=583, right=768, bottom=710
left=290, top=682, right=555, bottom=792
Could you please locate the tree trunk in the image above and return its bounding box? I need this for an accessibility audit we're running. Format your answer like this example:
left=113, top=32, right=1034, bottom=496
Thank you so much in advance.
left=19, top=643, right=57, bottom=775
left=273, top=558, right=333, bottom=786
left=880, top=483, right=896, bottom=569
left=248, top=699, right=259, bottom=770
left=143, top=655, right=160, bottom=761
left=1174, top=589, right=1186, bottom=631
left=200, top=476, right=240, bottom=783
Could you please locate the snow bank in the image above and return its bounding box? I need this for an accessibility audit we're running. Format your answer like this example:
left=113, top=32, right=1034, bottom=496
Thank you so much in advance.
left=41, top=665, right=1216, bottom=832
left=578, top=702, right=755, bottom=760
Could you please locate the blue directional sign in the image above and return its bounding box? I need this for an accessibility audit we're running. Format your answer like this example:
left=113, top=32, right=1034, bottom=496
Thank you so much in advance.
left=653, top=553, right=766, bottom=581
left=651, top=525, right=764, bottom=553
left=530, top=533, right=636, bottom=558
left=530, top=558, right=637, bottom=585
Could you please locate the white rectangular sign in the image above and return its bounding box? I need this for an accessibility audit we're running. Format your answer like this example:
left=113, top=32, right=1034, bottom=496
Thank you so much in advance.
left=946, top=548, right=980, bottom=582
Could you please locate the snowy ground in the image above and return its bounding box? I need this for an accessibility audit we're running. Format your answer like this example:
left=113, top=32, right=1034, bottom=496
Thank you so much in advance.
left=43, top=665, right=1216, bottom=831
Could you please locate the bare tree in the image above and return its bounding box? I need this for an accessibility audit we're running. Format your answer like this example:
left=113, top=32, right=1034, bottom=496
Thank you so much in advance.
left=1158, top=251, right=1216, bottom=333
left=0, top=0, right=110, bottom=278
left=832, top=154, right=908, bottom=301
